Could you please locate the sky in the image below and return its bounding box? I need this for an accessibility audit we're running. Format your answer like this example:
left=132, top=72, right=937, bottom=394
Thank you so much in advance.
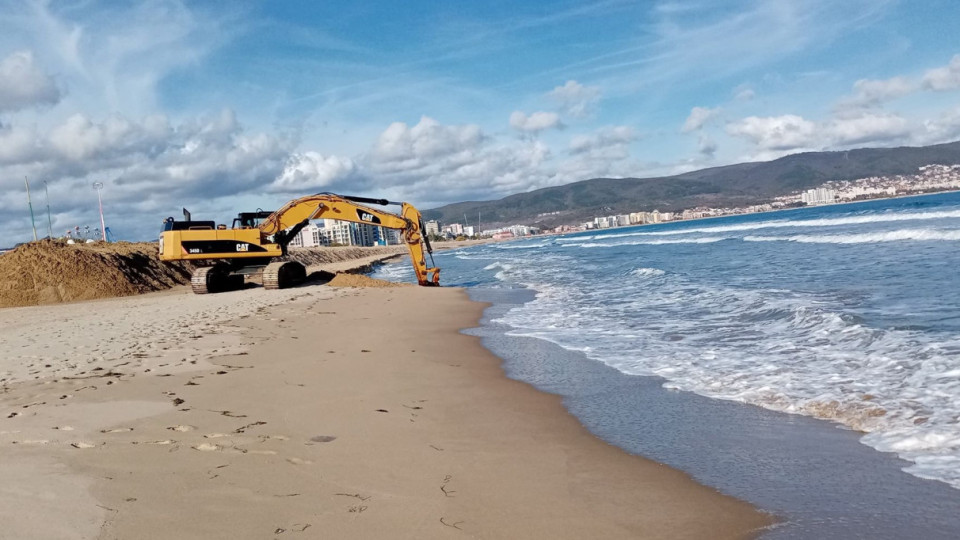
left=1, top=0, right=960, bottom=243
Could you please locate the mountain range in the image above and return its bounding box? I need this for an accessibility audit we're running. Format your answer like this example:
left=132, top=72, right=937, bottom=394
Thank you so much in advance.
left=422, top=140, right=960, bottom=230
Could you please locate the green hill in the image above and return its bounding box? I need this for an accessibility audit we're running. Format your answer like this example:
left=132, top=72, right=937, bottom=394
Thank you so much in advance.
left=423, top=140, right=960, bottom=229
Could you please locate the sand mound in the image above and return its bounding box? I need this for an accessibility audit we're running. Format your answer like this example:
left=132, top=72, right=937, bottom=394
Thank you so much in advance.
left=0, top=242, right=411, bottom=307
left=327, top=274, right=410, bottom=288
left=0, top=240, right=193, bottom=308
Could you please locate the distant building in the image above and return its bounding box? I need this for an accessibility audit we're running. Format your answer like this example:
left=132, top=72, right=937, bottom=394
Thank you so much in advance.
left=801, top=188, right=837, bottom=205
left=425, top=220, right=441, bottom=236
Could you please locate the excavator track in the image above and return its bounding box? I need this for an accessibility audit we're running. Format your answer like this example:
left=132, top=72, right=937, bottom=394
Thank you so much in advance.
left=191, top=266, right=243, bottom=294
left=262, top=261, right=306, bottom=290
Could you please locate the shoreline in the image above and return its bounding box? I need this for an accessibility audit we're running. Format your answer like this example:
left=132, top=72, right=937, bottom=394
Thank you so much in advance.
left=1, top=282, right=772, bottom=538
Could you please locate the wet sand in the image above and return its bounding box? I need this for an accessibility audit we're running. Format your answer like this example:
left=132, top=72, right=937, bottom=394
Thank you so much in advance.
left=0, top=281, right=771, bottom=538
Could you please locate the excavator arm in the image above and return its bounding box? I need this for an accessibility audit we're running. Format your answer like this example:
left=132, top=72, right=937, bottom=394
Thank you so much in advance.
left=258, top=194, right=440, bottom=286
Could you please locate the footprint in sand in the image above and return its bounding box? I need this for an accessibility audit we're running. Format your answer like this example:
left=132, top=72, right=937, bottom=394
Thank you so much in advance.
left=70, top=441, right=96, bottom=449
left=167, top=425, right=196, bottom=432
left=193, top=443, right=222, bottom=452
left=54, top=426, right=75, bottom=431
left=101, top=427, right=134, bottom=434
left=13, top=439, right=49, bottom=445
left=286, top=457, right=313, bottom=465
left=204, top=433, right=230, bottom=439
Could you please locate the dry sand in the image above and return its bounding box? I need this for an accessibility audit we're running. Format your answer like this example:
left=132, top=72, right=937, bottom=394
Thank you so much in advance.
left=0, top=280, right=772, bottom=539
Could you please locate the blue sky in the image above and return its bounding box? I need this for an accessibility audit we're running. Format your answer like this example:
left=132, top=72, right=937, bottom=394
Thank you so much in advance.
left=1, top=0, right=960, bottom=242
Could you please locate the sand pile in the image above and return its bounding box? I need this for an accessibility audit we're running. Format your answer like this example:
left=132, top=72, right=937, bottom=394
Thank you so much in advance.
left=0, top=240, right=193, bottom=308
left=0, top=242, right=410, bottom=308
left=326, top=274, right=411, bottom=288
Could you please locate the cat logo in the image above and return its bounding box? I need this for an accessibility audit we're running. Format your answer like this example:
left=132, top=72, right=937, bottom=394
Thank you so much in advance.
left=236, top=243, right=249, bottom=252
left=356, top=209, right=381, bottom=224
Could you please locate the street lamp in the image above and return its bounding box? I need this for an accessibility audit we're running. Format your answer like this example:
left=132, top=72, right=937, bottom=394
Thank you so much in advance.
left=93, top=182, right=106, bottom=243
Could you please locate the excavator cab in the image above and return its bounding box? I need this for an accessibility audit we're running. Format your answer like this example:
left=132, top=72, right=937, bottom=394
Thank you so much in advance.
left=232, top=211, right=275, bottom=229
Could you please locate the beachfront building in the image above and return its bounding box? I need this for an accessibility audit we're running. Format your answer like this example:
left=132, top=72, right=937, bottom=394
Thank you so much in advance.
left=289, top=219, right=392, bottom=247
left=425, top=220, right=441, bottom=236
left=801, top=187, right=837, bottom=205
left=463, top=225, right=476, bottom=237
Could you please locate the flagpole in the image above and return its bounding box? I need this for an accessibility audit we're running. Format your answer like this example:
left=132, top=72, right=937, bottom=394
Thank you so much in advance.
left=25, top=177, right=38, bottom=242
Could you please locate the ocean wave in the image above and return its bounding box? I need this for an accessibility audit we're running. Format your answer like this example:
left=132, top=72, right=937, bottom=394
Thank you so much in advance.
left=630, top=267, right=666, bottom=277
left=495, top=271, right=960, bottom=489
left=588, top=209, right=960, bottom=239
left=568, top=236, right=729, bottom=248
left=744, top=228, right=960, bottom=244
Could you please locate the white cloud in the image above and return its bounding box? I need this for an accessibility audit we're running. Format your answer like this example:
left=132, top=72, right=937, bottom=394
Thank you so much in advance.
left=698, top=134, right=717, bottom=157
left=548, top=80, right=601, bottom=118
left=734, top=86, right=755, bottom=101
left=364, top=116, right=559, bottom=204
left=825, top=111, right=911, bottom=146
left=0, top=109, right=298, bottom=240
left=509, top=110, right=563, bottom=133
left=726, top=115, right=818, bottom=151
left=727, top=111, right=914, bottom=157
left=269, top=152, right=357, bottom=193
left=920, top=106, right=960, bottom=144
left=0, top=50, right=61, bottom=111
left=681, top=106, right=720, bottom=133
left=840, top=76, right=915, bottom=108
left=568, top=126, right=636, bottom=158
left=372, top=116, right=484, bottom=170
left=921, top=54, right=960, bottom=91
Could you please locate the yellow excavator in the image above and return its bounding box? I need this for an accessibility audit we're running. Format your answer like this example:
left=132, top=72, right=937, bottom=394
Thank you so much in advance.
left=158, top=193, right=440, bottom=293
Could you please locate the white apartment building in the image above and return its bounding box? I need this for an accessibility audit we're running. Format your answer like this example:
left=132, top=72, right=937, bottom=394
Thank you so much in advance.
left=425, top=220, right=440, bottom=236
left=289, top=219, right=392, bottom=247
left=801, top=187, right=837, bottom=205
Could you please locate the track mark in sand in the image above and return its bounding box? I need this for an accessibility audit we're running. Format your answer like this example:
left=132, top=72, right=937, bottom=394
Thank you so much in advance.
left=258, top=434, right=289, bottom=442
left=210, top=409, right=247, bottom=418
left=167, top=425, right=195, bottom=432
left=136, top=439, right=177, bottom=445
left=12, top=439, right=49, bottom=445
left=204, top=433, right=230, bottom=439
left=440, top=518, right=464, bottom=530
left=101, top=427, right=134, bottom=434
left=337, top=493, right=371, bottom=515
left=308, top=435, right=336, bottom=443
left=54, top=425, right=75, bottom=431
left=286, top=457, right=312, bottom=465
left=233, top=421, right=267, bottom=434
left=440, top=475, right=457, bottom=497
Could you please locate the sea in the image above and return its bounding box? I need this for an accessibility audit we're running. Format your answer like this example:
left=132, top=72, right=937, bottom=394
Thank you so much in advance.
left=373, top=191, right=960, bottom=538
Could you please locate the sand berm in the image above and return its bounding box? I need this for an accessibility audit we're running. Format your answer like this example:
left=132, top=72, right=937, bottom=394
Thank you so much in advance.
left=0, top=240, right=406, bottom=308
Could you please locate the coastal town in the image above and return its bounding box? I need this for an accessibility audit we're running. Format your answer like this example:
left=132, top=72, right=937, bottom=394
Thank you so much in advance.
left=461, top=163, right=960, bottom=240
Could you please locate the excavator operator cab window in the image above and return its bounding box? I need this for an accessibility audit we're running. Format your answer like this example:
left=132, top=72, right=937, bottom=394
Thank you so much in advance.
left=233, top=211, right=275, bottom=229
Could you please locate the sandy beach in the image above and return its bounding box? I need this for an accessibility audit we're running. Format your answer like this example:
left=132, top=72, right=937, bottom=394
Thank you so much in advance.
left=0, top=276, right=772, bottom=539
